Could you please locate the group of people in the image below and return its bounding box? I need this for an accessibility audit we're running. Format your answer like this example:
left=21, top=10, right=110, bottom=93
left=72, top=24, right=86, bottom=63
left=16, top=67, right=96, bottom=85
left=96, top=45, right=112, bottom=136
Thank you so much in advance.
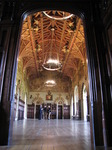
left=39, top=105, right=51, bottom=120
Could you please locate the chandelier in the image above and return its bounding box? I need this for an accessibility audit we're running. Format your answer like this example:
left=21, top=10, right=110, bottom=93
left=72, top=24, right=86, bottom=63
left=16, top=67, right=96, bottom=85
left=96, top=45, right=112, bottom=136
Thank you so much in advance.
left=43, top=11, right=74, bottom=20
left=44, top=80, right=56, bottom=87
left=42, top=26, right=62, bottom=71
left=42, top=58, right=62, bottom=71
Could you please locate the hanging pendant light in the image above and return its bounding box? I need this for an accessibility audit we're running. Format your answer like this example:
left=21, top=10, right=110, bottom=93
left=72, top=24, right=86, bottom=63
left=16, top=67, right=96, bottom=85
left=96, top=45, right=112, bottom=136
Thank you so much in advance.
left=42, top=58, right=62, bottom=71
left=44, top=79, right=56, bottom=87
left=44, top=71, right=57, bottom=87
left=42, top=26, right=62, bottom=71
left=43, top=11, right=74, bottom=20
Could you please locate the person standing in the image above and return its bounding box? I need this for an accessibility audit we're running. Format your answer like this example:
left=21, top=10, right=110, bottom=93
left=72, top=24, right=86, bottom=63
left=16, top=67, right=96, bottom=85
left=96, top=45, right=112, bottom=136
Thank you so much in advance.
left=48, top=107, right=51, bottom=120
left=39, top=105, right=42, bottom=120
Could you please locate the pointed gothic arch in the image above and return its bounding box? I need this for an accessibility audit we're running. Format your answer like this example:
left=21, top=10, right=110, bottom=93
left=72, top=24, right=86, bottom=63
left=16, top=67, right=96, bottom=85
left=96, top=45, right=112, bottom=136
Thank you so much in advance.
left=0, top=1, right=111, bottom=148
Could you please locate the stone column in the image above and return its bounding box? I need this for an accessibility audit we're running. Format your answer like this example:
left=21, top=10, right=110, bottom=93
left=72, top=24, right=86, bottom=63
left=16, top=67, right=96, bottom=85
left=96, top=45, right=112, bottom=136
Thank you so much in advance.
left=15, top=89, right=19, bottom=121
left=24, top=94, right=27, bottom=119
left=87, top=92, right=90, bottom=122
left=0, top=1, right=22, bottom=144
left=34, top=103, right=36, bottom=119
left=85, top=15, right=104, bottom=148
left=91, top=4, right=112, bottom=147
left=70, top=96, right=73, bottom=119
left=62, top=104, right=64, bottom=119
left=73, top=94, right=75, bottom=116
left=56, top=103, right=58, bottom=119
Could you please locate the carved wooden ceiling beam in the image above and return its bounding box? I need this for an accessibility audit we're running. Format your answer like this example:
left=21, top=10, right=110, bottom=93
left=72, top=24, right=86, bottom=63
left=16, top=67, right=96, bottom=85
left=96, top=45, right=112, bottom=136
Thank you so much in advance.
left=58, top=20, right=67, bottom=53
left=38, top=38, right=65, bottom=45
left=27, top=67, right=36, bottom=78
left=64, top=70, right=74, bottom=80
left=27, top=16, right=38, bottom=75
left=40, top=16, right=44, bottom=62
left=73, top=60, right=83, bottom=77
left=18, top=11, right=86, bottom=81
left=72, top=43, right=84, bottom=61
left=62, top=19, right=81, bottom=72
left=19, top=42, right=31, bottom=58
left=23, top=58, right=35, bottom=70
left=66, top=60, right=77, bottom=69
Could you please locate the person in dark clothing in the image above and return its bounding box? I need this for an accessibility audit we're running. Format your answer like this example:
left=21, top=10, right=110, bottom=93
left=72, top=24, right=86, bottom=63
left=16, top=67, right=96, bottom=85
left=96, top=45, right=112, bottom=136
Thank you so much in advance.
left=39, top=105, right=42, bottom=120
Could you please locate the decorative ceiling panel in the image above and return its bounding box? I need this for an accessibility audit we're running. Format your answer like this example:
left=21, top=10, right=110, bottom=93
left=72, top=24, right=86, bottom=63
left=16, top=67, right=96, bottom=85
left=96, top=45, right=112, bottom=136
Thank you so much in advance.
left=18, top=10, right=86, bottom=85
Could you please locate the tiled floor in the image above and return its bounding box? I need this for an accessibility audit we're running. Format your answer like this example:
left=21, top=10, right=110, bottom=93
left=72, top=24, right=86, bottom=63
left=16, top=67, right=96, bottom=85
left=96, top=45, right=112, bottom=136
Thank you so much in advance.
left=0, top=119, right=92, bottom=150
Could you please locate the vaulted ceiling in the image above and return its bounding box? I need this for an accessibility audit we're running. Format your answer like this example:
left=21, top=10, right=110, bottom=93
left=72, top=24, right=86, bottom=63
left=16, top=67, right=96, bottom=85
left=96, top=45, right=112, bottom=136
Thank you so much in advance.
left=18, top=10, right=87, bottom=91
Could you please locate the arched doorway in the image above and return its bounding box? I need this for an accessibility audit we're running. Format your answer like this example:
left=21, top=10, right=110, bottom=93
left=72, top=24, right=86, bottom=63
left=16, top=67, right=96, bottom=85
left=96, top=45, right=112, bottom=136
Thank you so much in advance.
left=2, top=7, right=91, bottom=145
left=0, top=1, right=110, bottom=148
left=58, top=100, right=63, bottom=119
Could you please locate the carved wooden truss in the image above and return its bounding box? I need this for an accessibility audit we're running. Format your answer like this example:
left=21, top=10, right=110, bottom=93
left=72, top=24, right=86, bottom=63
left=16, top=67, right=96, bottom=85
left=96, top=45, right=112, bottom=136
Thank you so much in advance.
left=19, top=11, right=86, bottom=81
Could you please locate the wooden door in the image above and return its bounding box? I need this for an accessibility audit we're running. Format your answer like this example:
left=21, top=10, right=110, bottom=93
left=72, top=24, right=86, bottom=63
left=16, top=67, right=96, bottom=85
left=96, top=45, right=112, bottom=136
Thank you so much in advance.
left=58, top=105, right=62, bottom=119
left=51, top=104, right=56, bottom=119
left=64, top=105, right=70, bottom=119
left=27, top=104, right=34, bottom=119
left=36, top=105, right=40, bottom=119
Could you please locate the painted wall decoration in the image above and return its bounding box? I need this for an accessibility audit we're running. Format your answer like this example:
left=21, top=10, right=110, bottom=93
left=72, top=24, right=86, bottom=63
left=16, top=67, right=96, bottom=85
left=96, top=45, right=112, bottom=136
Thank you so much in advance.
left=46, top=94, right=52, bottom=100
left=46, top=91, right=52, bottom=100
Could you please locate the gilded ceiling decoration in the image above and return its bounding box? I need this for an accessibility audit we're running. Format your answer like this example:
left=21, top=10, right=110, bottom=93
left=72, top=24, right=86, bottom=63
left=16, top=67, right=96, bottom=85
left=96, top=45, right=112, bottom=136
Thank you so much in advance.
left=18, top=10, right=87, bottom=91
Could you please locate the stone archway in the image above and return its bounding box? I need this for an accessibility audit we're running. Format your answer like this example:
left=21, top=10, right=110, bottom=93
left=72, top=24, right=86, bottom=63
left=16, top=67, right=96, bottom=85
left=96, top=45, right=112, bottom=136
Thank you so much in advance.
left=54, top=95, right=65, bottom=119
left=32, top=94, right=44, bottom=119
left=0, top=1, right=111, bottom=148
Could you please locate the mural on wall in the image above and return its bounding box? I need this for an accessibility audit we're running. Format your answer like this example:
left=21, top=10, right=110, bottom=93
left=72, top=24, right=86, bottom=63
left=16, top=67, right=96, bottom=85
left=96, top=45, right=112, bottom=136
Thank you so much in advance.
left=58, top=101, right=63, bottom=105
left=32, top=93, right=44, bottom=104
left=54, top=93, right=69, bottom=105
left=15, top=62, right=29, bottom=100
left=29, top=71, right=71, bottom=92
left=28, top=92, right=70, bottom=105
left=29, top=78, right=44, bottom=91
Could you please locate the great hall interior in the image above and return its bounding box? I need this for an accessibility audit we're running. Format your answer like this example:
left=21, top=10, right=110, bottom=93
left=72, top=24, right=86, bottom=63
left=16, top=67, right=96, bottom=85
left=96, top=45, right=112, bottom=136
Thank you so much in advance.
left=0, top=1, right=112, bottom=150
